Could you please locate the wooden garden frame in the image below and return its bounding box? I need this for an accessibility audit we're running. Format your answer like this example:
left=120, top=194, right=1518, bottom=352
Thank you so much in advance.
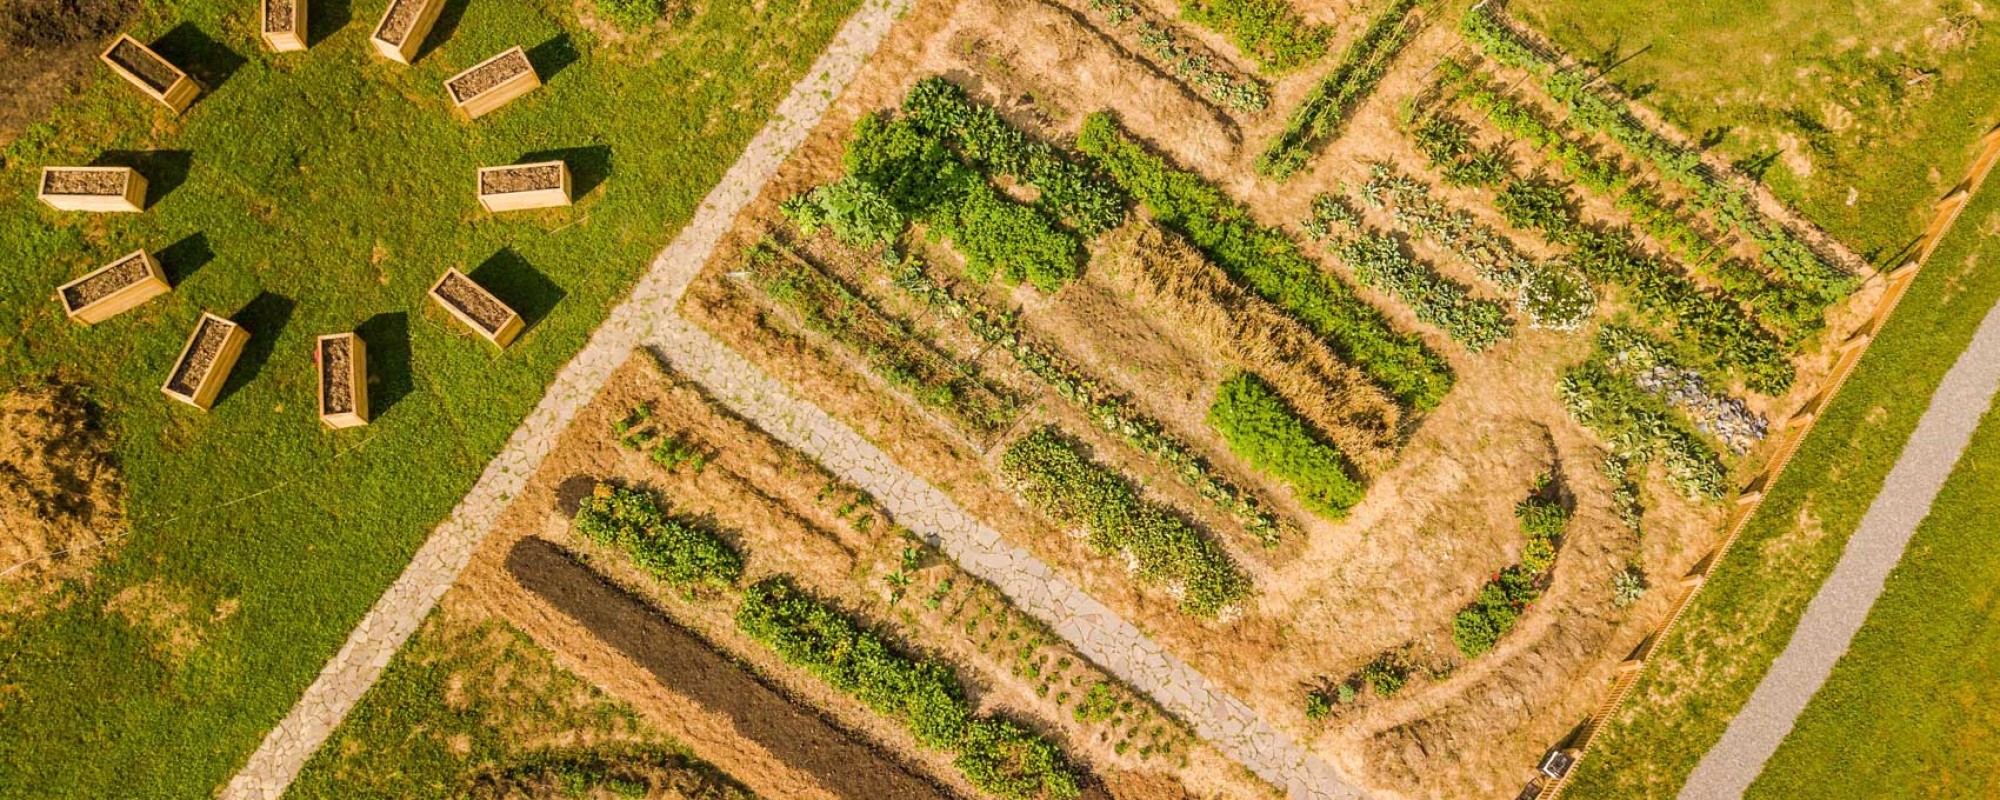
left=316, top=332, right=369, bottom=428
left=100, top=34, right=199, bottom=113
left=38, top=166, right=147, bottom=212
left=445, top=46, right=539, bottom=119
left=162, top=312, right=249, bottom=411
left=261, top=0, right=308, bottom=52
left=369, top=0, right=442, bottom=64
left=428, top=268, right=523, bottom=347
left=476, top=160, right=571, bottom=211
left=58, top=249, right=171, bottom=325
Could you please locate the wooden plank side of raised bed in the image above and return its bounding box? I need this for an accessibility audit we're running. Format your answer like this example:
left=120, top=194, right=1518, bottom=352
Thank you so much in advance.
left=38, top=166, right=147, bottom=212
left=428, top=268, right=524, bottom=347
left=162, top=312, right=249, bottom=411
left=446, top=46, right=540, bottom=119
left=58, top=249, right=170, bottom=325
left=369, top=0, right=443, bottom=64
left=99, top=34, right=199, bottom=113
left=316, top=332, right=369, bottom=428
left=476, top=160, right=571, bottom=212
left=261, top=0, right=309, bottom=52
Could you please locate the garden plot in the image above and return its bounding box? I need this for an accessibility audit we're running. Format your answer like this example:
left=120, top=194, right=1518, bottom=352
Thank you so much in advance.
left=664, top=0, right=1885, bottom=796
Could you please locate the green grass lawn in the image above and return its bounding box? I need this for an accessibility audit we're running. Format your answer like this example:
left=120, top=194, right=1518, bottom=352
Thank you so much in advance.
left=1511, top=0, right=2000, bottom=264
left=0, top=0, right=858, bottom=796
left=1745, top=393, right=2000, bottom=799
left=1561, top=164, right=2000, bottom=799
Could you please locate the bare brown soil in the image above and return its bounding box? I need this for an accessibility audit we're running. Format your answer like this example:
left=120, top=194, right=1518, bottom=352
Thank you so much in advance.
left=0, top=0, right=129, bottom=145
left=0, top=383, right=123, bottom=620
left=460, top=743, right=754, bottom=800
left=320, top=337, right=353, bottom=415
left=106, top=38, right=178, bottom=93
left=480, top=165, right=562, bottom=195
left=375, top=0, right=426, bottom=46
left=450, top=50, right=532, bottom=102
left=264, top=0, right=296, bottom=33
left=438, top=272, right=515, bottom=333
left=42, top=169, right=124, bottom=196
left=167, top=317, right=228, bottom=397
left=61, top=254, right=145, bottom=311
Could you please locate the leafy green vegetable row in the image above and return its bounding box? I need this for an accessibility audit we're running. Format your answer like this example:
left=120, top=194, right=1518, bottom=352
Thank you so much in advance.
left=1208, top=373, right=1365, bottom=518
left=575, top=484, right=744, bottom=588
left=1452, top=489, right=1570, bottom=657
left=1083, top=0, right=1271, bottom=113
left=1557, top=358, right=1730, bottom=500
left=1304, top=194, right=1513, bottom=352
left=1178, top=0, right=1330, bottom=74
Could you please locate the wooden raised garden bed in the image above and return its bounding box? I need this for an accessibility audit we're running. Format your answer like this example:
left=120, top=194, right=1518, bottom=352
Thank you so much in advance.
left=261, top=0, right=308, bottom=52
left=316, top=332, right=369, bottom=428
left=477, top=160, right=571, bottom=212
left=100, top=34, right=199, bottom=112
left=162, top=312, right=249, bottom=411
left=429, top=268, right=523, bottom=347
left=445, top=47, right=539, bottom=119
left=369, top=0, right=442, bottom=64
left=58, top=249, right=170, bottom=325
left=38, top=166, right=147, bottom=212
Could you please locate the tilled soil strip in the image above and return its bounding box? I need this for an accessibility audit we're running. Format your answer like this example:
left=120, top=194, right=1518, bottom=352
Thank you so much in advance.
left=108, top=40, right=179, bottom=92
left=44, top=170, right=125, bottom=195
left=321, top=338, right=352, bottom=414
left=449, top=51, right=530, bottom=102
left=480, top=165, right=561, bottom=195
left=62, top=255, right=145, bottom=310
left=265, top=0, right=296, bottom=33
left=375, top=0, right=423, bottom=45
left=169, top=318, right=226, bottom=397
left=439, top=273, right=514, bottom=333
left=503, top=537, right=946, bottom=800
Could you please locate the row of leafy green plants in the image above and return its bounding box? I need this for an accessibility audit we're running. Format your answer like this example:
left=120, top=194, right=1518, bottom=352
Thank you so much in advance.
left=1208, top=372, right=1366, bottom=518
left=575, top=483, right=1083, bottom=799
left=1000, top=426, right=1251, bottom=618
left=740, top=239, right=1021, bottom=441
left=1459, top=4, right=1855, bottom=299
left=1178, top=0, right=1330, bottom=74
left=1256, top=0, right=1424, bottom=179
left=1451, top=483, right=1571, bottom=657
left=1302, top=193, right=1513, bottom=351
left=1557, top=347, right=1731, bottom=500
left=1083, top=0, right=1271, bottom=113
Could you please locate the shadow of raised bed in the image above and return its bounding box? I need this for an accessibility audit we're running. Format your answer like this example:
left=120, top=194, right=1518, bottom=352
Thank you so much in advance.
left=355, top=311, right=413, bottom=417
left=215, top=291, right=294, bottom=406
left=151, top=22, right=245, bottom=95
left=520, top=144, right=610, bottom=198
left=90, top=149, right=191, bottom=206
left=468, top=247, right=563, bottom=336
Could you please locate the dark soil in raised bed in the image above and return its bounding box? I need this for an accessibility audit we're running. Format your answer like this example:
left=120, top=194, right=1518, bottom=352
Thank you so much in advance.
left=479, top=164, right=562, bottom=195
left=503, top=536, right=948, bottom=800
left=321, top=337, right=353, bottom=415
left=43, top=169, right=125, bottom=196
left=375, top=0, right=426, bottom=46
left=61, top=254, right=146, bottom=311
left=265, top=0, right=296, bottom=33
left=106, top=38, right=179, bottom=93
left=448, top=50, right=531, bottom=102
left=167, top=317, right=229, bottom=397
left=438, top=272, right=515, bottom=334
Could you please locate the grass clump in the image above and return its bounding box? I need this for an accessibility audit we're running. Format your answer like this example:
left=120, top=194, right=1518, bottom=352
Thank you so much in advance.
left=593, top=0, right=665, bottom=30
left=574, top=484, right=742, bottom=589
left=1178, top=0, right=1329, bottom=74
left=1208, top=372, right=1364, bottom=517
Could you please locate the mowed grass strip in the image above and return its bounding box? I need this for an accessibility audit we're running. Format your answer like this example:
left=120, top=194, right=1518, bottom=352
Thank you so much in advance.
left=1745, top=394, right=2000, bottom=799
left=1562, top=177, right=2000, bottom=799
left=0, top=0, right=859, bottom=796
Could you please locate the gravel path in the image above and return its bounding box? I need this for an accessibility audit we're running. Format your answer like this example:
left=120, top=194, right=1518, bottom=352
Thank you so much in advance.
left=648, top=316, right=1368, bottom=800
left=1679, top=294, right=2000, bottom=799
left=219, top=3, right=906, bottom=796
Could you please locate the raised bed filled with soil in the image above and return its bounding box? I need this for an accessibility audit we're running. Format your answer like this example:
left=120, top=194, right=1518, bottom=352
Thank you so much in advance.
left=100, top=34, right=199, bottom=112
left=316, top=332, right=369, bottom=428
left=429, top=268, right=523, bottom=347
left=38, top=166, right=147, bottom=212
left=445, top=47, right=539, bottom=119
left=262, top=0, right=308, bottom=52
left=369, top=0, right=442, bottom=64
left=162, top=312, right=250, bottom=411
left=58, top=249, right=170, bottom=325
left=477, top=160, right=571, bottom=212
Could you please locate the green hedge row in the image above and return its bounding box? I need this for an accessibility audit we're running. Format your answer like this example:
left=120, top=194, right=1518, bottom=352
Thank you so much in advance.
left=574, top=484, right=744, bottom=588
left=1000, top=426, right=1251, bottom=618
left=1305, top=195, right=1513, bottom=351
left=895, top=260, right=1288, bottom=544
left=1084, top=0, right=1271, bottom=112
left=1078, top=113, right=1454, bottom=409
left=737, top=577, right=1081, bottom=799
left=1256, top=0, right=1422, bottom=179
left=1557, top=359, right=1729, bottom=500
left=1179, top=0, right=1330, bottom=74
left=1208, top=373, right=1365, bottom=517
left=901, top=77, right=1127, bottom=235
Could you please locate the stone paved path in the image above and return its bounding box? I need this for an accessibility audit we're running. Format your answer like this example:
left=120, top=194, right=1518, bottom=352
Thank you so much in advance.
left=647, top=315, right=1368, bottom=800
left=219, top=2, right=907, bottom=796
left=1679, top=293, right=2000, bottom=799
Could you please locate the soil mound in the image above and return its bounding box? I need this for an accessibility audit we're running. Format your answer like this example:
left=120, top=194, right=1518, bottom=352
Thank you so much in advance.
left=0, top=383, right=125, bottom=616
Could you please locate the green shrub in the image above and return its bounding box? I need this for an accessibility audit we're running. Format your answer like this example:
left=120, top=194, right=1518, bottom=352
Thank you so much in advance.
left=780, top=178, right=905, bottom=248
left=1079, top=113, right=1454, bottom=409
left=901, top=77, right=1126, bottom=235
left=594, top=0, right=663, bottom=30
left=1304, top=690, right=1333, bottom=721
left=1515, top=496, right=1568, bottom=575
left=574, top=484, right=743, bottom=588
left=1208, top=373, right=1365, bottom=517
left=1357, top=654, right=1408, bottom=697
left=1452, top=566, right=1540, bottom=657
left=1613, top=567, right=1648, bottom=609
left=1000, top=426, right=1250, bottom=617
left=1179, top=0, right=1330, bottom=74
left=1256, top=0, right=1422, bottom=179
